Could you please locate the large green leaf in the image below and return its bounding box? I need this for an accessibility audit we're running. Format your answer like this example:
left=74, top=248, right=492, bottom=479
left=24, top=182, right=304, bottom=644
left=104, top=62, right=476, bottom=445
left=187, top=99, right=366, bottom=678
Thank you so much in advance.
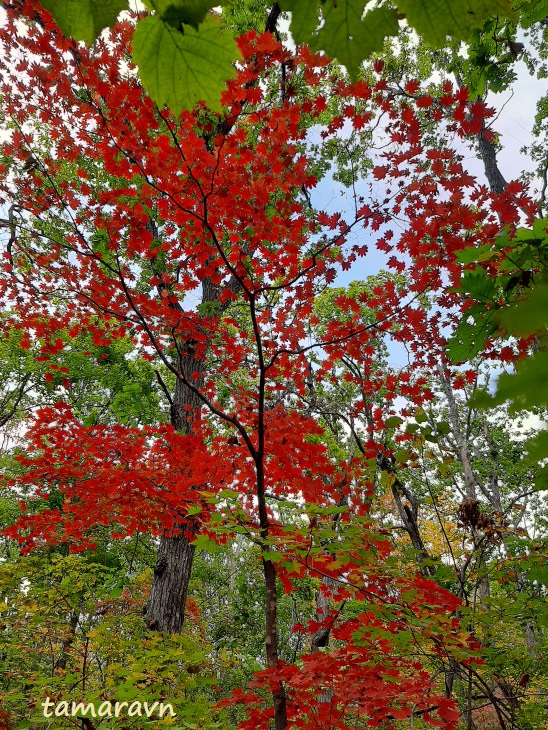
left=397, top=0, right=514, bottom=47
left=280, top=0, right=514, bottom=70
left=474, top=350, right=548, bottom=410
left=133, top=14, right=240, bottom=114
left=40, top=0, right=127, bottom=45
left=458, top=267, right=498, bottom=303
left=446, top=304, right=497, bottom=363
left=280, top=1, right=398, bottom=77
left=278, top=0, right=320, bottom=47
left=455, top=243, right=496, bottom=264
left=526, top=429, right=548, bottom=466
left=520, top=0, right=548, bottom=28
left=496, top=350, right=548, bottom=408
left=145, top=0, right=216, bottom=30
left=315, top=4, right=398, bottom=79
left=497, top=281, right=548, bottom=336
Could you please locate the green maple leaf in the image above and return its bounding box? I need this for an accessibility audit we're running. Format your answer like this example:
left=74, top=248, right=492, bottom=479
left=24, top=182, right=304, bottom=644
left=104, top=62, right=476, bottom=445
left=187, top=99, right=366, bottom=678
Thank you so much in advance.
left=40, top=0, right=127, bottom=45
left=278, top=0, right=321, bottom=47
left=280, top=0, right=515, bottom=68
left=397, top=0, right=515, bottom=46
left=315, top=4, right=398, bottom=79
left=133, top=14, right=240, bottom=114
left=145, top=0, right=216, bottom=30
left=280, top=1, right=398, bottom=77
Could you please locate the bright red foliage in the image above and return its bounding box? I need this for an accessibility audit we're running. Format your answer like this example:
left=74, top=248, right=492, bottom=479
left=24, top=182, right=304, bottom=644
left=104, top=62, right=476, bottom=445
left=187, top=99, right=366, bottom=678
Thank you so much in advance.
left=0, top=2, right=534, bottom=728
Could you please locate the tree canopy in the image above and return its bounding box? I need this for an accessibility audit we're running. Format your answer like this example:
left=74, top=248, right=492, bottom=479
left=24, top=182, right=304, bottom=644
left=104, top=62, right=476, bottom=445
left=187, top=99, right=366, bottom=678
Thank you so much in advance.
left=28, top=0, right=529, bottom=113
left=0, top=1, right=547, bottom=729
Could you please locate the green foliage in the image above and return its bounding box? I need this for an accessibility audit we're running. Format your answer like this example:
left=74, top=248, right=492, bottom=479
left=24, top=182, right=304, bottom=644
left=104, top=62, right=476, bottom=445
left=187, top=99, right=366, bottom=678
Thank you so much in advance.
left=146, top=0, right=214, bottom=30
left=40, top=0, right=127, bottom=45
left=133, top=13, right=240, bottom=114
left=448, top=222, right=548, bottom=361
left=448, top=219, right=548, bottom=488
left=398, top=0, right=514, bottom=47
left=35, top=0, right=519, bottom=113
left=520, top=0, right=548, bottom=28
left=279, top=1, right=399, bottom=79
left=315, top=5, right=398, bottom=80
left=456, top=19, right=519, bottom=97
left=221, top=0, right=271, bottom=34
left=0, top=554, right=227, bottom=729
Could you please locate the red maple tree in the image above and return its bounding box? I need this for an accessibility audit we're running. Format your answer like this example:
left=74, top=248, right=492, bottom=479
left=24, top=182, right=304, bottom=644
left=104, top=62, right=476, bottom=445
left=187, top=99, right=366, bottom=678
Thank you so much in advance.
left=0, top=3, right=533, bottom=727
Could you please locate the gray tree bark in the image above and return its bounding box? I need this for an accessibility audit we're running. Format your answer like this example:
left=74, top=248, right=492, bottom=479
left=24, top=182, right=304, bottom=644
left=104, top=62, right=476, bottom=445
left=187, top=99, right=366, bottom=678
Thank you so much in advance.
left=144, top=319, right=204, bottom=633
left=477, top=131, right=508, bottom=195
left=141, top=204, right=237, bottom=633
left=144, top=276, right=238, bottom=633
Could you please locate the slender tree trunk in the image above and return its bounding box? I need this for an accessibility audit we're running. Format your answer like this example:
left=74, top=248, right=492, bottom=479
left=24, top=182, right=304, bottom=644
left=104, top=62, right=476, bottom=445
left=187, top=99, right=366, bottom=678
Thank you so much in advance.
left=251, top=288, right=288, bottom=729
left=310, top=575, right=335, bottom=652
left=264, top=558, right=288, bottom=730
left=145, top=3, right=281, bottom=637
left=54, top=609, right=80, bottom=671
left=257, top=456, right=287, bottom=728
left=438, top=366, right=477, bottom=501
left=310, top=575, right=336, bottom=707
left=477, top=130, right=508, bottom=195
left=454, top=74, right=508, bottom=197
left=390, top=479, right=435, bottom=577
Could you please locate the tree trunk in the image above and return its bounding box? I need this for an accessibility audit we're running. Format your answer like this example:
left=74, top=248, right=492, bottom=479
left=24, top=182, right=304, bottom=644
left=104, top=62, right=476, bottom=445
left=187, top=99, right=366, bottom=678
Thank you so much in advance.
left=144, top=362, right=201, bottom=633
left=310, top=575, right=335, bottom=652
left=477, top=130, right=508, bottom=195
left=145, top=0, right=283, bottom=639
left=145, top=278, right=226, bottom=633
left=454, top=73, right=508, bottom=197
left=54, top=609, right=80, bottom=671
left=145, top=525, right=196, bottom=633
left=438, top=366, right=477, bottom=501
left=390, top=479, right=435, bottom=577
left=264, top=557, right=288, bottom=730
